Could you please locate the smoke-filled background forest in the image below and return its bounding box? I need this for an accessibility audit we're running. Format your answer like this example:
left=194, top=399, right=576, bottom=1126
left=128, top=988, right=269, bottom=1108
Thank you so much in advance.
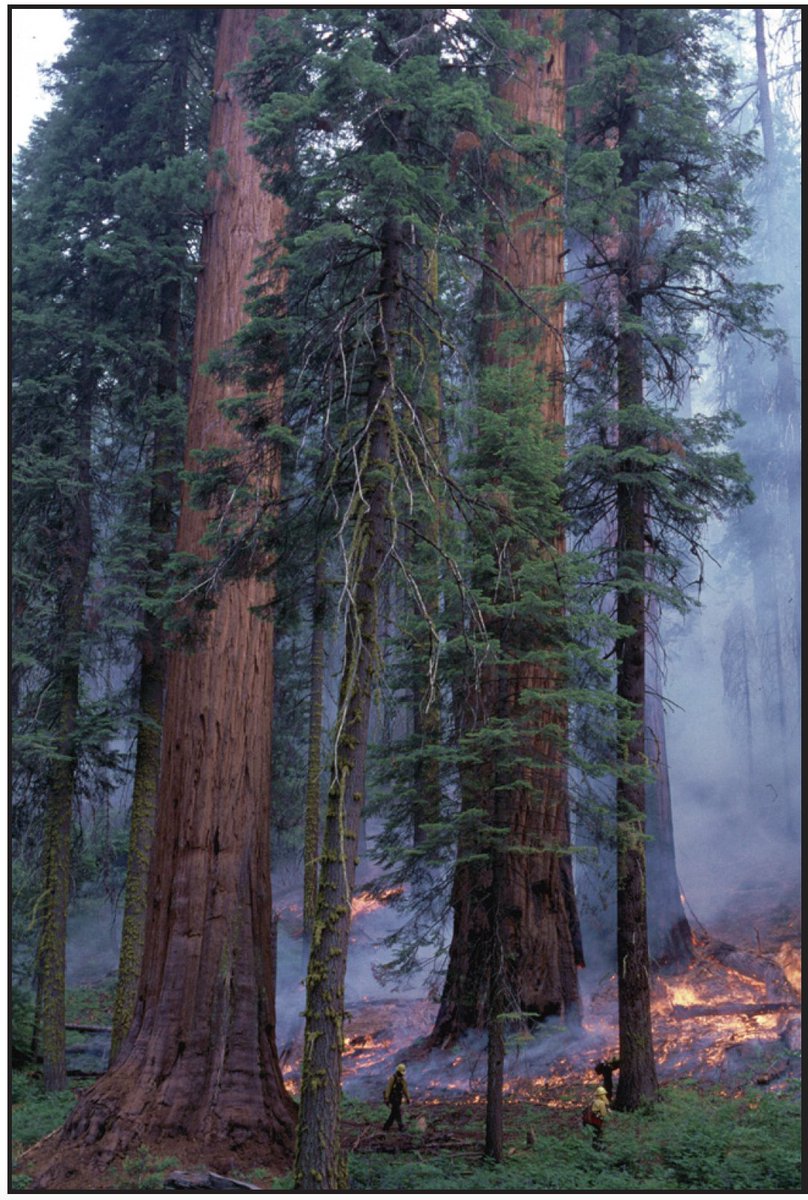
left=10, top=6, right=800, bottom=1193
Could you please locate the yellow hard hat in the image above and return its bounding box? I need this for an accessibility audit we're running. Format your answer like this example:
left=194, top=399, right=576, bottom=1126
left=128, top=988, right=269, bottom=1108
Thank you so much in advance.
left=595, top=1086, right=607, bottom=1096
left=397, top=1063, right=406, bottom=1073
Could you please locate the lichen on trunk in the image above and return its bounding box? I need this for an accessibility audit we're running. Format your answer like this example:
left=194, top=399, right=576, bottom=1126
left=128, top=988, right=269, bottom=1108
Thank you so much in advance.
left=294, top=211, right=404, bottom=1193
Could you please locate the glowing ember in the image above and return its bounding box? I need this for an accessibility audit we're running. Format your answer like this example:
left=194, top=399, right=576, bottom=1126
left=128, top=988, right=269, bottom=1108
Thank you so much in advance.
left=655, top=979, right=701, bottom=1010
left=276, top=886, right=800, bottom=1110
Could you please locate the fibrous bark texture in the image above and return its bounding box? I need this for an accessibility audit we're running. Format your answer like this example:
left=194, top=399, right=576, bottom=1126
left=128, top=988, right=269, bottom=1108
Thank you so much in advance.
left=432, top=8, right=582, bottom=1048
left=34, top=10, right=295, bottom=1186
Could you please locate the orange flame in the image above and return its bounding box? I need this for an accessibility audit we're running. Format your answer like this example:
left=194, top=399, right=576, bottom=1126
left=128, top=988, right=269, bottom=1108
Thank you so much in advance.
left=350, top=887, right=403, bottom=918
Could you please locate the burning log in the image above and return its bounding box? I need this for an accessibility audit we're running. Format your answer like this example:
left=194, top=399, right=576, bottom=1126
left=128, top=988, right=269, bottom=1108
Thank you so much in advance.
left=672, top=1001, right=798, bottom=1020
left=706, top=940, right=797, bottom=1002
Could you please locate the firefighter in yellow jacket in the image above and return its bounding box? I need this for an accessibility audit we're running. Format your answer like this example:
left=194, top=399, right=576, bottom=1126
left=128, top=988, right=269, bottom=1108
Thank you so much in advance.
left=383, top=1063, right=411, bottom=1131
left=589, top=1084, right=610, bottom=1148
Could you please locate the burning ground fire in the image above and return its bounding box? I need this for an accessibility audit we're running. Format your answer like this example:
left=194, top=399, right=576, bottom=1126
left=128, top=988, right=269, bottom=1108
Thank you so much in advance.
left=277, top=884, right=800, bottom=1108
left=350, top=888, right=404, bottom=919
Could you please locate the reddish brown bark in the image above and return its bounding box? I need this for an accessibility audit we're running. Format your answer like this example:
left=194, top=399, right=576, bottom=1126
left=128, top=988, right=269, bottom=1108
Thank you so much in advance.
left=33, top=11, right=295, bottom=1186
left=433, top=9, right=582, bottom=1050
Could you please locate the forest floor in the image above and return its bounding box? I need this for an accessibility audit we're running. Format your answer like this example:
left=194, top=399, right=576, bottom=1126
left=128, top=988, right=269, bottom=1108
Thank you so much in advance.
left=11, top=877, right=801, bottom=1192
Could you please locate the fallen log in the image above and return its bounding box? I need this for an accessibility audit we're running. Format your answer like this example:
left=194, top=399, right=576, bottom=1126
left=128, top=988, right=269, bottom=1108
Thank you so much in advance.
left=706, top=941, right=797, bottom=1002
left=755, top=1062, right=790, bottom=1086
left=164, top=1170, right=261, bottom=1192
left=65, top=1024, right=111, bottom=1034
left=672, top=1001, right=797, bottom=1019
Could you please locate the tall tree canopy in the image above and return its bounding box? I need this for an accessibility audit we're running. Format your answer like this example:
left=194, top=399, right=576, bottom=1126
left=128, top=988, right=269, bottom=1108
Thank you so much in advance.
left=26, top=9, right=295, bottom=1186
left=10, top=5, right=791, bottom=1189
left=565, top=4, right=775, bottom=1108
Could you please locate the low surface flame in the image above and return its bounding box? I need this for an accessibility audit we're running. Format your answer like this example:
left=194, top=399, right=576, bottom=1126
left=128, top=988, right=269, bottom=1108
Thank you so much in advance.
left=350, top=887, right=403, bottom=918
left=278, top=881, right=800, bottom=1109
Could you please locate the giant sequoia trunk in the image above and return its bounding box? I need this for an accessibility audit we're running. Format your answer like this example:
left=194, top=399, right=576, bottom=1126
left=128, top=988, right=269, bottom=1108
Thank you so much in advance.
left=34, top=11, right=295, bottom=1185
left=432, top=8, right=582, bottom=1049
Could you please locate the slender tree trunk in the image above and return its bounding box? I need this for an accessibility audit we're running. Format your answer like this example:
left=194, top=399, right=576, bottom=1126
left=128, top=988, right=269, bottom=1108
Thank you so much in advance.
left=111, top=26, right=189, bottom=1064
left=613, top=10, right=658, bottom=1111
left=34, top=11, right=295, bottom=1184
left=302, top=550, right=327, bottom=942
left=754, top=10, right=776, bottom=164
left=39, top=375, right=93, bottom=1092
left=294, top=211, right=403, bottom=1193
left=411, top=245, right=443, bottom=844
left=753, top=6, right=800, bottom=823
left=644, top=601, right=692, bottom=970
left=432, top=8, right=581, bottom=1048
left=613, top=322, right=657, bottom=1108
left=484, top=853, right=505, bottom=1163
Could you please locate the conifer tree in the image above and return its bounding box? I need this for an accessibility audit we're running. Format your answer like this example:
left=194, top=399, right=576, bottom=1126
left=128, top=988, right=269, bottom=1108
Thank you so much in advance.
left=12, top=6, right=212, bottom=1090
left=565, top=6, right=776, bottom=1109
left=302, top=549, right=328, bottom=941
left=109, top=8, right=214, bottom=1064
left=31, top=10, right=295, bottom=1184
left=717, top=9, right=800, bottom=838
left=430, top=16, right=584, bottom=1088
left=12, top=50, right=107, bottom=1096
left=233, top=8, right=577, bottom=1184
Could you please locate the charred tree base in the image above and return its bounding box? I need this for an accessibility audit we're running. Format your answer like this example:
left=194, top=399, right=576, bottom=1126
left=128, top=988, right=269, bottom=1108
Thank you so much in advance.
left=651, top=916, right=695, bottom=974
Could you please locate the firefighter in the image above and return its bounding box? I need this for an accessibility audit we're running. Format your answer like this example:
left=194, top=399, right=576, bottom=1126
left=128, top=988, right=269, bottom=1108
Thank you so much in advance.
left=383, top=1063, right=411, bottom=1131
left=588, top=1084, right=610, bottom=1148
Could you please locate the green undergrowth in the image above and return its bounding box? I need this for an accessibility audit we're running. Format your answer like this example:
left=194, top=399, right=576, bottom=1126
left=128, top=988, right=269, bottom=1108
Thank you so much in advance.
left=10, top=1072, right=93, bottom=1185
left=273, top=1081, right=802, bottom=1193
left=64, top=980, right=116, bottom=1026
left=11, top=1063, right=801, bottom=1192
left=11, top=984, right=113, bottom=1183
